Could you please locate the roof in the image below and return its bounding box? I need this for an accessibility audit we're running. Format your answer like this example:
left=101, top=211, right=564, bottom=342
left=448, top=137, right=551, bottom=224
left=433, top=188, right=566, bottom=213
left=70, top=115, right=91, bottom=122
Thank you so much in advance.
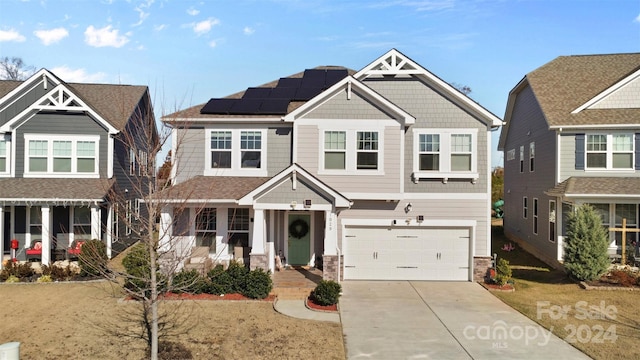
left=0, top=178, right=114, bottom=202
left=0, top=75, right=149, bottom=131
left=526, top=53, right=640, bottom=127
left=163, top=66, right=357, bottom=121
left=545, top=177, right=640, bottom=198
left=155, top=176, right=270, bottom=202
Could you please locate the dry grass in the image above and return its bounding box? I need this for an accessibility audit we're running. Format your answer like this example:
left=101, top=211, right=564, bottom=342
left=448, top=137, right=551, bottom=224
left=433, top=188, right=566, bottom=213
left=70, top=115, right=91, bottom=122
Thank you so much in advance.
left=491, top=223, right=640, bottom=360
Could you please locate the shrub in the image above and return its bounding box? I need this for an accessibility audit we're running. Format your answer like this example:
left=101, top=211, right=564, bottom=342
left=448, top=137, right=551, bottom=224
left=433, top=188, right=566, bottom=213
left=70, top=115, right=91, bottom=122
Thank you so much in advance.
left=242, top=268, right=273, bottom=299
left=37, top=275, right=53, bottom=283
left=207, top=265, right=233, bottom=295
left=226, top=261, right=248, bottom=293
left=122, top=243, right=166, bottom=298
left=495, top=258, right=512, bottom=286
left=310, top=280, right=341, bottom=306
left=172, top=269, right=208, bottom=294
left=79, top=239, right=108, bottom=277
left=563, top=205, right=610, bottom=281
left=607, top=270, right=636, bottom=287
left=0, top=261, right=34, bottom=281
left=5, top=275, right=19, bottom=283
left=42, top=264, right=76, bottom=281
left=158, top=341, right=193, bottom=360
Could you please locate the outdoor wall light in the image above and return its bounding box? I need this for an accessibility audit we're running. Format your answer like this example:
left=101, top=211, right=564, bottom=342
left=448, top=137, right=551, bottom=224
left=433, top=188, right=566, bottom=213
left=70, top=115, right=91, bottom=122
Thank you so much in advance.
left=417, top=215, right=424, bottom=222
left=404, top=203, right=412, bottom=213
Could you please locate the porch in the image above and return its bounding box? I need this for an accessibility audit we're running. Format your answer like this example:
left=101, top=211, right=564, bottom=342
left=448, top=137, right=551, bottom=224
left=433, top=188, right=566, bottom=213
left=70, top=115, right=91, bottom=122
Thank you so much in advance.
left=270, top=266, right=323, bottom=299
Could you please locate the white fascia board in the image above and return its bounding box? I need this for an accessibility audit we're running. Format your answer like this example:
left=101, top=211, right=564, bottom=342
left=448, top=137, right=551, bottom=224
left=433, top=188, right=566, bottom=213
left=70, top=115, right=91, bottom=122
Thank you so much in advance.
left=146, top=199, right=239, bottom=204
left=0, top=198, right=104, bottom=204
left=0, top=69, right=62, bottom=109
left=572, top=68, right=640, bottom=114
left=344, top=192, right=488, bottom=200
left=565, top=194, right=640, bottom=199
left=549, top=124, right=640, bottom=130
left=253, top=203, right=333, bottom=211
left=282, top=76, right=415, bottom=125
left=342, top=193, right=403, bottom=201
left=341, top=218, right=477, bottom=228
left=162, top=117, right=283, bottom=125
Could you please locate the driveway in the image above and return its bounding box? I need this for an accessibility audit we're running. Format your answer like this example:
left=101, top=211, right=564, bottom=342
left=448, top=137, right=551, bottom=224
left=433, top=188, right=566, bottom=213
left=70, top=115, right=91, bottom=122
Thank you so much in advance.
left=339, top=281, right=591, bottom=360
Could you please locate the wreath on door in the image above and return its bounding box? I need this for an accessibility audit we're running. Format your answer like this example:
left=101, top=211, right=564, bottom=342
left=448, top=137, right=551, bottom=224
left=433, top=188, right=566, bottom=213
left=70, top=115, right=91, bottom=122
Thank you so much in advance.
left=289, top=218, right=309, bottom=239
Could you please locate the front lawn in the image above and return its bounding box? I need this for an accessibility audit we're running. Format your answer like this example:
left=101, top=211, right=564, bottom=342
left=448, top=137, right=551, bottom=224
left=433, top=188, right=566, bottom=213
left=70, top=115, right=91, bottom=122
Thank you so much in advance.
left=491, top=223, right=640, bottom=360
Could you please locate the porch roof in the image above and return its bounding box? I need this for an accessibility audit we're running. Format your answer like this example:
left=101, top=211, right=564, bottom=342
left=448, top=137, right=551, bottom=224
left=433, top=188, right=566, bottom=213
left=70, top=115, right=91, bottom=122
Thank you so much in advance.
left=157, top=176, right=270, bottom=202
left=0, top=178, right=114, bottom=204
left=545, top=177, right=640, bottom=199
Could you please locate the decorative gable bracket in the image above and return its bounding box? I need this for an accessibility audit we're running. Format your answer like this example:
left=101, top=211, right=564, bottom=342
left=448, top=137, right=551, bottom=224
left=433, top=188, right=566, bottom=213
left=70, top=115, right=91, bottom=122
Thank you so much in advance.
left=36, top=86, right=84, bottom=111
left=355, top=49, right=424, bottom=77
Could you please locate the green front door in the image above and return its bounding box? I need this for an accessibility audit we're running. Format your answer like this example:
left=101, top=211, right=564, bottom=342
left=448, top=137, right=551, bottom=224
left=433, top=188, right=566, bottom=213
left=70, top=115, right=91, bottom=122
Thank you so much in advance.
left=288, top=214, right=311, bottom=265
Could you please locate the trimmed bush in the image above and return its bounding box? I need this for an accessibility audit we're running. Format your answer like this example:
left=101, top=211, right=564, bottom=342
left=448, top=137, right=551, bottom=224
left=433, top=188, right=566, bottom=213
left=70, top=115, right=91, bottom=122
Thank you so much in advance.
left=0, top=261, right=34, bottom=281
left=311, top=280, right=341, bottom=306
left=242, top=268, right=273, bottom=299
left=42, top=264, right=77, bottom=281
left=122, top=243, right=166, bottom=298
left=207, top=265, right=233, bottom=295
left=564, top=205, right=610, bottom=281
left=495, top=258, right=512, bottom=286
left=5, top=275, right=19, bottom=283
left=37, top=275, right=53, bottom=283
left=172, top=269, right=208, bottom=294
left=226, top=261, right=249, bottom=293
left=79, top=239, right=108, bottom=277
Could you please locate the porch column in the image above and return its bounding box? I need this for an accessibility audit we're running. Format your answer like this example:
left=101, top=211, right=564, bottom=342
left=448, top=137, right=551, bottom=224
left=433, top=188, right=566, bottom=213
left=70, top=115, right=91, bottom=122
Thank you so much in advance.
left=250, top=209, right=268, bottom=271
left=158, top=206, right=173, bottom=253
left=0, top=206, right=4, bottom=269
left=324, top=210, right=338, bottom=255
left=91, top=203, right=101, bottom=240
left=106, top=204, right=113, bottom=259
left=268, top=210, right=275, bottom=273
left=41, top=205, right=51, bottom=266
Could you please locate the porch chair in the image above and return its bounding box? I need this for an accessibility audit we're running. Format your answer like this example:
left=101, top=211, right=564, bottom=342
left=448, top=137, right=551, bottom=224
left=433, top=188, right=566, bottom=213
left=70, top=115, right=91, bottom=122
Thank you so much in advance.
left=26, top=241, right=42, bottom=261
left=183, top=247, right=212, bottom=275
left=67, top=240, right=86, bottom=259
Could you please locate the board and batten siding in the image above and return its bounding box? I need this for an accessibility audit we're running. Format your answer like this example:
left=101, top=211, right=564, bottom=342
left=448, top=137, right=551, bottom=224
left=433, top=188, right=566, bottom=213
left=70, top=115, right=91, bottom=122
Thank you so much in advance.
left=14, top=113, right=109, bottom=177
left=0, top=79, right=50, bottom=126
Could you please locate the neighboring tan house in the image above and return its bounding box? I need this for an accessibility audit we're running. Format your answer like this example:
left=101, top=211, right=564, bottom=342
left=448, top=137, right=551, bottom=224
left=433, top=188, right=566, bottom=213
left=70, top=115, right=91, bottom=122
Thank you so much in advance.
left=498, top=53, right=640, bottom=267
left=0, top=69, right=157, bottom=266
left=161, top=49, right=502, bottom=281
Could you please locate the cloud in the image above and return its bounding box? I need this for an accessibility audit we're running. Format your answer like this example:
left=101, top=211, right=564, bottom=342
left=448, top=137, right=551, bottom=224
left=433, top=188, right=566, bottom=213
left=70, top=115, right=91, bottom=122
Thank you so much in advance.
left=192, top=18, right=220, bottom=35
left=84, top=25, right=129, bottom=47
left=209, top=40, right=217, bottom=48
left=132, top=0, right=154, bottom=27
left=34, top=27, right=69, bottom=45
left=243, top=26, right=255, bottom=35
left=187, top=7, right=199, bottom=16
left=635, top=13, right=640, bottom=23
left=154, top=24, right=167, bottom=31
left=0, top=28, right=26, bottom=42
left=368, top=0, right=454, bottom=12
left=50, top=66, right=107, bottom=83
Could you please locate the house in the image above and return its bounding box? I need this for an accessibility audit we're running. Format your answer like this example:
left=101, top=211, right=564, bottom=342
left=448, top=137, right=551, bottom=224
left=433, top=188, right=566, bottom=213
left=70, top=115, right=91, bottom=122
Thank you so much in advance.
left=498, top=53, right=640, bottom=267
left=0, top=69, right=157, bottom=267
left=160, top=49, right=502, bottom=281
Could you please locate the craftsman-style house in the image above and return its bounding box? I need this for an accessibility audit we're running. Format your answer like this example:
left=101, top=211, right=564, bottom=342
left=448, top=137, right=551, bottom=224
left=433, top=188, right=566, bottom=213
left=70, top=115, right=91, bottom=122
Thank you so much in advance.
left=160, top=49, right=502, bottom=281
left=0, top=69, right=157, bottom=266
left=498, top=53, right=640, bottom=267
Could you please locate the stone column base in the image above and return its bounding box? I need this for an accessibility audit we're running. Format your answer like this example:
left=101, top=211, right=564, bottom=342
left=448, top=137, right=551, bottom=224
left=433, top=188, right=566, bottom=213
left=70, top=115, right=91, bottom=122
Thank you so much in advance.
left=473, top=256, right=492, bottom=282
left=250, top=254, right=268, bottom=271
left=322, top=255, right=339, bottom=281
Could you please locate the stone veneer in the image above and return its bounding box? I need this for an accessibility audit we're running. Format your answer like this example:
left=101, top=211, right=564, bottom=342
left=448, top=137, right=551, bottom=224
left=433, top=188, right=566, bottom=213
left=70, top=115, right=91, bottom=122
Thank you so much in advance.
left=473, top=256, right=492, bottom=282
left=322, top=255, right=339, bottom=281
left=249, top=254, right=268, bottom=271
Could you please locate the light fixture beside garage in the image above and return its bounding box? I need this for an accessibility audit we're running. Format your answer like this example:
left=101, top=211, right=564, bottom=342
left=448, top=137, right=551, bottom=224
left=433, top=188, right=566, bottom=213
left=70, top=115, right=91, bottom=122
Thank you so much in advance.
left=304, top=199, right=312, bottom=208
left=404, top=203, right=412, bottom=213
left=417, top=215, right=424, bottom=223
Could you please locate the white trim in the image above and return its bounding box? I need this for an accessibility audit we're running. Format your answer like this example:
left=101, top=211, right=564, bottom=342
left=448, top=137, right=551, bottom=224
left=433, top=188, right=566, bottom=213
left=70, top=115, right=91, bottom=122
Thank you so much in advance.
left=342, top=192, right=489, bottom=200
left=572, top=68, right=640, bottom=114
left=0, top=135, right=10, bottom=176
left=550, top=124, right=640, bottom=130
left=318, top=128, right=385, bottom=175
left=107, top=135, right=114, bottom=178
left=412, top=128, right=478, bottom=183
left=204, top=128, right=268, bottom=177
left=253, top=203, right=333, bottom=211
left=163, top=117, right=282, bottom=124
left=23, top=134, right=100, bottom=178
left=0, top=69, right=62, bottom=112
left=533, top=197, right=539, bottom=235
left=584, top=133, right=635, bottom=171
left=341, top=218, right=476, bottom=228
left=565, top=194, right=640, bottom=199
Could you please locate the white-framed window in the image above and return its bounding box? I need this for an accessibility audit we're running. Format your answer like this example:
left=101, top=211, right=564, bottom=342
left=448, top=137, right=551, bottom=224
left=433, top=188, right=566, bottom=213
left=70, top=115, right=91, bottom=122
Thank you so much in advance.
left=228, top=208, right=250, bottom=255
left=73, top=207, right=91, bottom=239
left=29, top=206, right=42, bottom=241
left=0, top=137, right=8, bottom=174
left=205, top=129, right=266, bottom=176
left=129, top=147, right=136, bottom=176
left=138, top=149, right=148, bottom=176
left=614, top=204, right=638, bottom=246
left=195, top=208, right=217, bottom=250
left=126, top=200, right=132, bottom=236
left=321, top=129, right=384, bottom=174
left=24, top=135, right=99, bottom=177
left=113, top=203, right=120, bottom=240
left=586, top=133, right=634, bottom=170
left=412, top=129, right=477, bottom=182
left=529, top=142, right=535, bottom=172
left=506, top=149, right=515, bottom=161
left=523, top=197, right=528, bottom=219
left=549, top=200, right=556, bottom=243
left=519, top=145, right=524, bottom=173
left=533, top=198, right=538, bottom=235
left=134, top=198, right=141, bottom=218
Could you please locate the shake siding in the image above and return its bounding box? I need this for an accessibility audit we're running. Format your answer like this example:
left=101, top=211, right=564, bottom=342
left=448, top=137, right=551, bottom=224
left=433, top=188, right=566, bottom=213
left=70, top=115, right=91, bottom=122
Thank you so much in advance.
left=256, top=178, right=331, bottom=205
left=0, top=80, right=49, bottom=125
left=265, top=126, right=292, bottom=176
left=174, top=127, right=205, bottom=184
left=591, top=76, right=640, bottom=109
left=502, top=84, right=558, bottom=260
left=15, top=113, right=108, bottom=177
left=295, top=125, right=319, bottom=172
left=304, top=90, right=395, bottom=119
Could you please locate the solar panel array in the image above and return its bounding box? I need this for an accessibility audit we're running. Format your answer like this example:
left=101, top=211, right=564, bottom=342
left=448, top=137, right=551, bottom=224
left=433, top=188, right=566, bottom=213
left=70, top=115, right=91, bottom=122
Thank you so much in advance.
left=201, top=69, right=349, bottom=115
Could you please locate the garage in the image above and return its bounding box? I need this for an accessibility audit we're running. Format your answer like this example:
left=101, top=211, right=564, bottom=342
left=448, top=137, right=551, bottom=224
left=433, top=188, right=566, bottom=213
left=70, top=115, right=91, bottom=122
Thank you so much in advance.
left=342, top=226, right=471, bottom=281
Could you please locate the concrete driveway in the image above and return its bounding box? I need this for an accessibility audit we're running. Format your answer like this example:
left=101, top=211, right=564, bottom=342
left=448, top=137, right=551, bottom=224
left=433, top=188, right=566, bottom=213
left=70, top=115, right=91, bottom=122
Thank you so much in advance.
left=339, top=281, right=591, bottom=360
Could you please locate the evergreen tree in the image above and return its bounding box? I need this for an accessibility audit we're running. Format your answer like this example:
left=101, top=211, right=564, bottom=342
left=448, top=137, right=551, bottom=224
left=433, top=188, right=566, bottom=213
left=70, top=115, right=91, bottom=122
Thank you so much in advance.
left=563, top=204, right=610, bottom=281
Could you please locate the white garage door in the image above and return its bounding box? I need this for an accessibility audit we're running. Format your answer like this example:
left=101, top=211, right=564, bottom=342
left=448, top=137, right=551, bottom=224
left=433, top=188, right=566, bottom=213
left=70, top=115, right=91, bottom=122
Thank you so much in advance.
left=343, top=227, right=470, bottom=281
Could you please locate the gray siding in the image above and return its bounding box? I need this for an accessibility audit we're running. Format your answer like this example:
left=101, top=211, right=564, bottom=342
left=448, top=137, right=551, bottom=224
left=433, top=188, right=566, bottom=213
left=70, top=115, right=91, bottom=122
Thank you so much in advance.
left=256, top=178, right=332, bottom=205
left=502, top=84, right=558, bottom=261
left=591, top=76, right=640, bottom=109
left=0, top=79, right=49, bottom=126
left=304, top=90, right=395, bottom=119
left=15, top=113, right=109, bottom=177
left=174, top=127, right=205, bottom=184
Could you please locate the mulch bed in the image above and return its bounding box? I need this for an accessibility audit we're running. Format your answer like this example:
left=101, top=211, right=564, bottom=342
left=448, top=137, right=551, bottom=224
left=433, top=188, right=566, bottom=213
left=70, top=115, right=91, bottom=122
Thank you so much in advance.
left=305, top=297, right=338, bottom=312
left=480, top=282, right=515, bottom=292
left=125, top=293, right=276, bottom=301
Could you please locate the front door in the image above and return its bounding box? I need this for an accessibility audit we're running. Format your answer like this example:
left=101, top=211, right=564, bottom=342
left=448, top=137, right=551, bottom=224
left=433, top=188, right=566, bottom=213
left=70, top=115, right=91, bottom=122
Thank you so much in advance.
left=3, top=210, right=10, bottom=254
left=288, top=214, right=311, bottom=265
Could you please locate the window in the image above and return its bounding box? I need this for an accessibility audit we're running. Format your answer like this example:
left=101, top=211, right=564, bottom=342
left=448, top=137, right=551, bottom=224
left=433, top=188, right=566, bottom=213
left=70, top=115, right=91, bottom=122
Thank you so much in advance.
left=590, top=203, right=610, bottom=237
left=506, top=149, right=515, bottom=161
left=228, top=208, right=250, bottom=255
left=586, top=133, right=634, bottom=170
left=533, top=198, right=538, bottom=234
left=356, top=131, right=378, bottom=170
left=523, top=197, right=528, bottom=219
left=138, top=149, right=148, bottom=175
left=529, top=142, right=535, bottom=172
left=29, top=206, right=42, bottom=241
left=73, top=207, right=91, bottom=239
left=549, top=201, right=556, bottom=242
left=324, top=131, right=346, bottom=170
left=614, top=204, right=637, bottom=246
left=412, top=129, right=477, bottom=181
left=0, top=138, right=7, bottom=173
left=113, top=203, right=120, bottom=239
left=126, top=200, right=132, bottom=236
left=206, top=130, right=266, bottom=175
left=195, top=208, right=216, bottom=250
left=134, top=198, right=141, bottom=218
left=25, top=135, right=98, bottom=176
left=519, top=145, right=524, bottom=173
left=129, top=148, right=136, bottom=175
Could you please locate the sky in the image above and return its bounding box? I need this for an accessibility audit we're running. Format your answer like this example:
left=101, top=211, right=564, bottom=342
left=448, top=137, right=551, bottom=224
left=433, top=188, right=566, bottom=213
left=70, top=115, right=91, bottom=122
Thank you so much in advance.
left=0, top=0, right=639, bottom=168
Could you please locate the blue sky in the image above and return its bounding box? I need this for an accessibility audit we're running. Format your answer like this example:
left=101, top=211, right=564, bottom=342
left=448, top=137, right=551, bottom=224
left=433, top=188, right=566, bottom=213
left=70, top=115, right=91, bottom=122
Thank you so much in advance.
left=1, top=0, right=639, bottom=167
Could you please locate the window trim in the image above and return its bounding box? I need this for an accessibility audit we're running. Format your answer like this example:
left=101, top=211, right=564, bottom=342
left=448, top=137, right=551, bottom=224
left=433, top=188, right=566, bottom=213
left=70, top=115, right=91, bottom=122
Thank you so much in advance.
left=412, top=128, right=478, bottom=183
left=195, top=207, right=217, bottom=250
left=24, top=134, right=99, bottom=178
left=319, top=128, right=385, bottom=175
left=585, top=133, right=635, bottom=171
left=529, top=142, right=535, bottom=172
left=523, top=197, right=528, bottom=219
left=533, top=198, right=538, bottom=235
left=204, top=129, right=267, bottom=176
left=0, top=136, right=9, bottom=176
left=519, top=145, right=524, bottom=173
left=549, top=200, right=556, bottom=243
left=227, top=208, right=250, bottom=255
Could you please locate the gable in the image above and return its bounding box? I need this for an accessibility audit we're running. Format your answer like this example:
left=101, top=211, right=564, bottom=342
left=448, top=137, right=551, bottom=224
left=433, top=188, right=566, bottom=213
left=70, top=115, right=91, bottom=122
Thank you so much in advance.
left=0, top=78, right=50, bottom=127
left=255, top=177, right=333, bottom=205
left=583, top=70, right=640, bottom=110
left=301, top=88, right=396, bottom=120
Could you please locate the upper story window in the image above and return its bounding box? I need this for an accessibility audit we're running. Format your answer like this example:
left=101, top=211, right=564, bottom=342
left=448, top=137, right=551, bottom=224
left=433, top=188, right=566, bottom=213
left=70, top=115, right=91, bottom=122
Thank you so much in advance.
left=529, top=142, right=535, bottom=172
left=519, top=145, right=524, bottom=173
left=320, top=129, right=383, bottom=174
left=24, top=135, right=99, bottom=178
left=206, top=129, right=266, bottom=176
left=0, top=138, right=9, bottom=174
left=412, top=129, right=477, bottom=183
left=586, top=133, right=634, bottom=170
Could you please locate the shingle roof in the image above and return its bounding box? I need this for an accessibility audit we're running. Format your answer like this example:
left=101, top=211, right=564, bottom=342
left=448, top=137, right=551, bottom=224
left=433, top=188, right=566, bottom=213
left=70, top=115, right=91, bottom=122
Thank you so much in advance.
left=526, top=53, right=640, bottom=127
left=156, top=176, right=270, bottom=201
left=545, top=177, right=640, bottom=197
left=0, top=77, right=148, bottom=131
left=0, top=178, right=115, bottom=201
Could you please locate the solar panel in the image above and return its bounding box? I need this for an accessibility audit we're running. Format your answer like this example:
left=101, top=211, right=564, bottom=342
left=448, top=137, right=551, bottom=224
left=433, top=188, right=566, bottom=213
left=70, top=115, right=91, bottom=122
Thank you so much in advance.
left=229, top=99, right=263, bottom=114
left=301, top=69, right=326, bottom=88
left=243, top=87, right=272, bottom=99
left=294, top=87, right=323, bottom=101
left=325, top=69, right=348, bottom=88
left=269, top=87, right=297, bottom=99
left=259, top=99, right=290, bottom=114
left=277, top=77, right=302, bottom=88
left=200, top=98, right=238, bottom=114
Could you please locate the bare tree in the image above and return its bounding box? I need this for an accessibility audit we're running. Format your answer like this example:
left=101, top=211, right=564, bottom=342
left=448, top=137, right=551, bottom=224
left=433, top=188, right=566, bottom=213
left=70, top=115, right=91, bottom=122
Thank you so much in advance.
left=0, top=57, right=36, bottom=80
left=451, top=82, right=472, bottom=96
